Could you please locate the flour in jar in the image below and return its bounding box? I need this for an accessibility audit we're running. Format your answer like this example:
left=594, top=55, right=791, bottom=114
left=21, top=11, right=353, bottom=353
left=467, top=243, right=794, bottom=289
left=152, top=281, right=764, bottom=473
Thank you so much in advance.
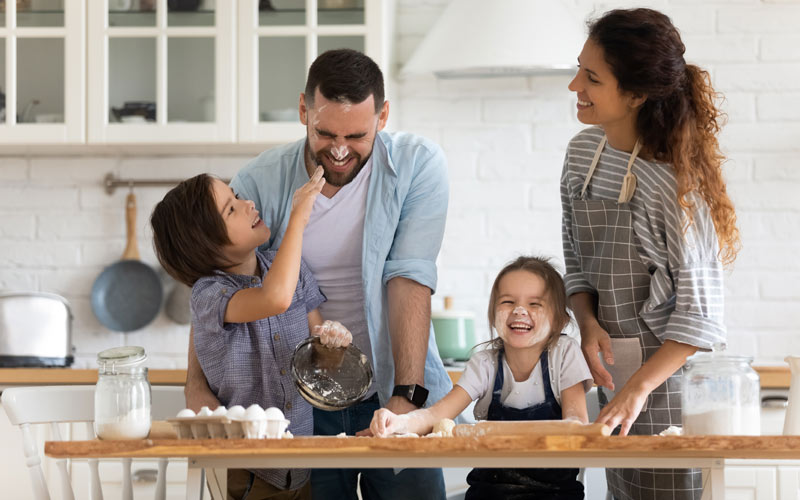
left=95, top=408, right=151, bottom=439
left=683, top=405, right=760, bottom=435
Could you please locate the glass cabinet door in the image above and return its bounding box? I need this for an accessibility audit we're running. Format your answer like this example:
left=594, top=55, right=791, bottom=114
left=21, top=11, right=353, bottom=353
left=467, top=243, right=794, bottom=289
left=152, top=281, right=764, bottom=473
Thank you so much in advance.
left=88, top=0, right=234, bottom=143
left=238, top=0, right=387, bottom=144
left=0, top=0, right=84, bottom=144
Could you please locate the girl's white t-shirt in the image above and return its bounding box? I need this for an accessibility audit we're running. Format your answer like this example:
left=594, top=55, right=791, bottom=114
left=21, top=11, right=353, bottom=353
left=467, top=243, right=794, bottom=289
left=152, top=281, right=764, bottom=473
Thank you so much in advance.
left=456, top=335, right=593, bottom=420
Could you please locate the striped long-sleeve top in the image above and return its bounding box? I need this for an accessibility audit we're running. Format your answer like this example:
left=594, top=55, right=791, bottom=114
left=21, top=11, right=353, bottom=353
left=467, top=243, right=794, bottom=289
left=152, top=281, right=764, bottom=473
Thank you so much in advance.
left=560, top=126, right=726, bottom=350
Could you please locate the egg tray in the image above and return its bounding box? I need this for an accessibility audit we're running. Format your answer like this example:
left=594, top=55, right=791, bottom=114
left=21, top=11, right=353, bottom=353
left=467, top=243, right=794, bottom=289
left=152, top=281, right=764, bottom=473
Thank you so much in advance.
left=166, top=416, right=290, bottom=440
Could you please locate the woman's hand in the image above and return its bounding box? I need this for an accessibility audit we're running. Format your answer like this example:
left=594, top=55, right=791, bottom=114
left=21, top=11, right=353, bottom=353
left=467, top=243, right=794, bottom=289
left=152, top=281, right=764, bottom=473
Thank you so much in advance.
left=595, top=382, right=649, bottom=436
left=370, top=408, right=408, bottom=438
left=291, top=165, right=325, bottom=224
left=579, top=319, right=615, bottom=390
left=312, top=320, right=352, bottom=348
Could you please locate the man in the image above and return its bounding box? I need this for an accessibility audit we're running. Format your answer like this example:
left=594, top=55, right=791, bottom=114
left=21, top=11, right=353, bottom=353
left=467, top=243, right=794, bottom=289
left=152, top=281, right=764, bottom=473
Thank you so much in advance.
left=185, top=49, right=451, bottom=500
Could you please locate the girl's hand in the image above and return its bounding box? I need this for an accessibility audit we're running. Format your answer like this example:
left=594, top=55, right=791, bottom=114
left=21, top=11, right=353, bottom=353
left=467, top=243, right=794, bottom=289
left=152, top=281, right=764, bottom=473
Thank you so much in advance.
left=291, top=165, right=325, bottom=224
left=370, top=408, right=408, bottom=438
left=312, top=320, right=352, bottom=348
left=579, top=320, right=615, bottom=390
left=595, top=382, right=649, bottom=436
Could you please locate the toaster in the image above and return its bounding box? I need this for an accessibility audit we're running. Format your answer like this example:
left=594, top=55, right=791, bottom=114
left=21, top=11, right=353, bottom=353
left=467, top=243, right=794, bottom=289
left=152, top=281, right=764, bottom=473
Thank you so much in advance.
left=0, top=292, right=74, bottom=367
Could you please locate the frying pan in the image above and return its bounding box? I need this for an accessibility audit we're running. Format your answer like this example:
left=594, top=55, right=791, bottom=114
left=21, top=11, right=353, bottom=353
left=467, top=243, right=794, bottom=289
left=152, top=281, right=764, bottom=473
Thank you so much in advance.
left=91, top=192, right=162, bottom=332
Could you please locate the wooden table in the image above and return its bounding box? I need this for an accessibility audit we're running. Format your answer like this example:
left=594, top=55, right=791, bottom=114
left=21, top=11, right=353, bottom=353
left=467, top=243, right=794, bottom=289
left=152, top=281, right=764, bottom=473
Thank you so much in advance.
left=46, top=434, right=800, bottom=500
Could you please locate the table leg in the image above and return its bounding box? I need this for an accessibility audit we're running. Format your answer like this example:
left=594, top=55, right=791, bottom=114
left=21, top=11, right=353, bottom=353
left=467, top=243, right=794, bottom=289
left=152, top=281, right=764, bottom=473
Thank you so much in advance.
left=206, top=468, right=227, bottom=500
left=702, top=459, right=725, bottom=500
left=186, top=467, right=203, bottom=500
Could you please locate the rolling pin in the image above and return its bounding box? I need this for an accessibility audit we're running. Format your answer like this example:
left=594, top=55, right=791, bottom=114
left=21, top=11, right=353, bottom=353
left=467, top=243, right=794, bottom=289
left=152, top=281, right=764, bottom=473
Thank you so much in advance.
left=453, top=420, right=611, bottom=437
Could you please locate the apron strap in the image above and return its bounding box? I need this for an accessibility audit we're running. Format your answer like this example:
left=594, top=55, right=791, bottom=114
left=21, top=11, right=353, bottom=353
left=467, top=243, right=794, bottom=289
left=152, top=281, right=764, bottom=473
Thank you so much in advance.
left=618, top=139, right=642, bottom=204
left=579, top=134, right=642, bottom=204
left=580, top=135, right=607, bottom=198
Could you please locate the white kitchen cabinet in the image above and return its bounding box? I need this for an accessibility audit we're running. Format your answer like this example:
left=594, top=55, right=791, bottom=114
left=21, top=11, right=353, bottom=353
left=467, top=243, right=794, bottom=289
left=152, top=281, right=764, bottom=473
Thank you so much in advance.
left=725, top=464, right=777, bottom=499
left=87, top=0, right=236, bottom=143
left=237, top=0, right=392, bottom=144
left=778, top=466, right=800, bottom=500
left=0, top=0, right=85, bottom=144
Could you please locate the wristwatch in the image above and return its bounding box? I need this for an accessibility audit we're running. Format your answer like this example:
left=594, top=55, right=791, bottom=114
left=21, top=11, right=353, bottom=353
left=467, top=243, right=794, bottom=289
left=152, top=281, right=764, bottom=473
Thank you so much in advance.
left=392, top=384, right=429, bottom=408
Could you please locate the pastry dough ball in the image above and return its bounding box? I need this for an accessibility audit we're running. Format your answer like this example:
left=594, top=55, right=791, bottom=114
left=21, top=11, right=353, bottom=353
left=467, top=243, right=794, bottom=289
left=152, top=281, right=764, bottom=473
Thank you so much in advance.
left=432, top=418, right=456, bottom=437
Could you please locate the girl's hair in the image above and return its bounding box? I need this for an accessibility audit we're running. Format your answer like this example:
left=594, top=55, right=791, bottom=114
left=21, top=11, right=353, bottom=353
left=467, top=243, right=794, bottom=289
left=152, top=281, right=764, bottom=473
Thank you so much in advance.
left=588, top=8, right=740, bottom=265
left=150, top=174, right=233, bottom=287
left=480, top=256, right=571, bottom=352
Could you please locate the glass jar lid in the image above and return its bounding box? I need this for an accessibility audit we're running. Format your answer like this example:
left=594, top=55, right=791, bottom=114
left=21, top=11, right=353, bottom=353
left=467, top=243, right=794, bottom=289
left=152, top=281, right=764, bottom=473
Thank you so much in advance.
left=686, top=349, right=753, bottom=367
left=97, top=346, right=147, bottom=369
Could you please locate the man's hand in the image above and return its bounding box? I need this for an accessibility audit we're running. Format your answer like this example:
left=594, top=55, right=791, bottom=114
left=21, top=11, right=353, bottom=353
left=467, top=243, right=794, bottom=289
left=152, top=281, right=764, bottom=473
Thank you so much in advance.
left=185, top=327, right=221, bottom=412
left=356, top=396, right=418, bottom=436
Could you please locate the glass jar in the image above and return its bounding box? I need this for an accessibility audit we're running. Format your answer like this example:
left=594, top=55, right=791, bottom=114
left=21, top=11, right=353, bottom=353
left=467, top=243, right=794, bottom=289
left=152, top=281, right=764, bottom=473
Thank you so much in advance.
left=682, top=348, right=760, bottom=435
left=94, top=346, right=151, bottom=440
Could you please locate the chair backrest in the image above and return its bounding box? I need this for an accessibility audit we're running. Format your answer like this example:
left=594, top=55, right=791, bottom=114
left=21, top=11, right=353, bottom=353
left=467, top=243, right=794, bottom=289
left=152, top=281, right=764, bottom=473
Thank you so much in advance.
left=2, top=385, right=186, bottom=500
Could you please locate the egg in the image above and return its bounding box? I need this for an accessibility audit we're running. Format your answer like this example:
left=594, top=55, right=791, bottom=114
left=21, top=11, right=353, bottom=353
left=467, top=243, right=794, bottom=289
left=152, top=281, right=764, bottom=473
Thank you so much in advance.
left=176, top=408, right=195, bottom=418
left=197, top=406, right=213, bottom=417
left=211, top=406, right=228, bottom=417
left=227, top=405, right=246, bottom=420
left=245, top=404, right=265, bottom=421
left=264, top=407, right=285, bottom=421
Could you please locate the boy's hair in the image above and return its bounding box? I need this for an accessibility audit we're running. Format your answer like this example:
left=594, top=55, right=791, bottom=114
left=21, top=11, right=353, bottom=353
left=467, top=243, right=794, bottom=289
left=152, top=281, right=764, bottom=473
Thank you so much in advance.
left=482, top=256, right=571, bottom=352
left=304, top=48, right=385, bottom=113
left=150, top=174, right=232, bottom=287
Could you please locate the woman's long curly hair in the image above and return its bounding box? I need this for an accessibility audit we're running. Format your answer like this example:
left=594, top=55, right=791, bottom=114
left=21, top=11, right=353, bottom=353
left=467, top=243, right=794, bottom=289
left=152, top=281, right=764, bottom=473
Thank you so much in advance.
left=589, top=8, right=740, bottom=265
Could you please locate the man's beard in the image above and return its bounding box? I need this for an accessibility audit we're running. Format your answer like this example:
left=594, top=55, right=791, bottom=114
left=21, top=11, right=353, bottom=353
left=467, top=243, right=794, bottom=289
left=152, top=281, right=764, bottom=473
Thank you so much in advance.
left=306, top=144, right=372, bottom=188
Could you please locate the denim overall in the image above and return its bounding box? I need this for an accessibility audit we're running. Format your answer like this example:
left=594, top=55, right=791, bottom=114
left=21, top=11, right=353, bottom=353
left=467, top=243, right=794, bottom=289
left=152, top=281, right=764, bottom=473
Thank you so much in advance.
left=465, top=348, right=584, bottom=500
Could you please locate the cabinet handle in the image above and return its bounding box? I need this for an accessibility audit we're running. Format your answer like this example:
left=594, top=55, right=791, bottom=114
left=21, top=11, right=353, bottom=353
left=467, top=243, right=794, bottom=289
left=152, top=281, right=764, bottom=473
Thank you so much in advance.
left=132, top=468, right=159, bottom=483
left=761, top=395, right=789, bottom=408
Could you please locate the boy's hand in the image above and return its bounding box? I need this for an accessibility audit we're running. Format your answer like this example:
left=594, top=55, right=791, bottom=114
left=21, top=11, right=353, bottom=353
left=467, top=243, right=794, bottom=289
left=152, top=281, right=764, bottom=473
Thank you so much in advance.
left=370, top=408, right=407, bottom=438
left=312, top=320, right=353, bottom=348
left=291, top=165, right=325, bottom=224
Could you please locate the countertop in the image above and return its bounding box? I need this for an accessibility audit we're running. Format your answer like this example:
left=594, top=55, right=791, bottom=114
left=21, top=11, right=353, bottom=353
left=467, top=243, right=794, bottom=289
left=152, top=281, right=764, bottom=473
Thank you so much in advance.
left=0, top=366, right=792, bottom=388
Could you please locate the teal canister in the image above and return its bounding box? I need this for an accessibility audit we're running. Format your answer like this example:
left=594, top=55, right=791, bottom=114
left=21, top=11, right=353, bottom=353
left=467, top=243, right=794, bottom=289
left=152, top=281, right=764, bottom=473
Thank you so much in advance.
left=432, top=297, right=477, bottom=362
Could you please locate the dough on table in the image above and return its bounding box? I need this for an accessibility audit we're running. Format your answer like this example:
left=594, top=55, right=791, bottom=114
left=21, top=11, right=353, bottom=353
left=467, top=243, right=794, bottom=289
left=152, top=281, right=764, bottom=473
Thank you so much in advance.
left=431, top=418, right=455, bottom=437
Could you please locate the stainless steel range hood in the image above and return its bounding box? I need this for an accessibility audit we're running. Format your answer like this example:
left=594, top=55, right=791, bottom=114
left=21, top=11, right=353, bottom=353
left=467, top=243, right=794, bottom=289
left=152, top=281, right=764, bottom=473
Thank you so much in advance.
left=400, top=0, right=585, bottom=79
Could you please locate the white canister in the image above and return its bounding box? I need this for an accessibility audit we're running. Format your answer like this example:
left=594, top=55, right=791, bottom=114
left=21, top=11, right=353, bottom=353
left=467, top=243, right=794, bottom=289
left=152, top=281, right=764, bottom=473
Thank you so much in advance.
left=94, top=346, right=152, bottom=440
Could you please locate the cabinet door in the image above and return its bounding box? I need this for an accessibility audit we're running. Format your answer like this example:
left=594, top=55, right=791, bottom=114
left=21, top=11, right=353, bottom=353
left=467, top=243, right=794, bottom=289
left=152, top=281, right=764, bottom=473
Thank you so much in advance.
left=237, top=0, right=389, bottom=144
left=0, top=0, right=85, bottom=144
left=778, top=466, right=800, bottom=500
left=87, top=0, right=235, bottom=143
left=725, top=466, right=777, bottom=499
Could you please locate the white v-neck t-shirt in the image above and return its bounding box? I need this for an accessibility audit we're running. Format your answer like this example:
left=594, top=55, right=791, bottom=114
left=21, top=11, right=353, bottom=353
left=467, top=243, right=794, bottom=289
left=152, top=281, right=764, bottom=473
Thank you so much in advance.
left=302, top=156, right=374, bottom=394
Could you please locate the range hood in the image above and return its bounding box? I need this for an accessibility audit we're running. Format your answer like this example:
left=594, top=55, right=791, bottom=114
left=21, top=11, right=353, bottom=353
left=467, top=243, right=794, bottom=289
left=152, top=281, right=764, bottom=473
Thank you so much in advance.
left=400, top=0, right=585, bottom=79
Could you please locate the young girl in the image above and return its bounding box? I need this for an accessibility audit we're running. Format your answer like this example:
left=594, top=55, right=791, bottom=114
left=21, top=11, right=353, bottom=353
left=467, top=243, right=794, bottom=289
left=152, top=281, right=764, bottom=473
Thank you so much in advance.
left=151, top=167, right=351, bottom=500
left=371, top=256, right=592, bottom=500
left=561, top=8, right=740, bottom=499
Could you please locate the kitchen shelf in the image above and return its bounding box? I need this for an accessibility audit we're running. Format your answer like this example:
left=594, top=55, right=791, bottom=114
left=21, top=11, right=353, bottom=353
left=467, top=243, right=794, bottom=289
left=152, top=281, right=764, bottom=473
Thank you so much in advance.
left=108, top=10, right=216, bottom=27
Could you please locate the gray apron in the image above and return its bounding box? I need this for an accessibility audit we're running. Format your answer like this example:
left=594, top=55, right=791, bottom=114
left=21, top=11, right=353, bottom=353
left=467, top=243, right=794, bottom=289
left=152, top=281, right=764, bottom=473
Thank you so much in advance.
left=571, top=136, right=703, bottom=500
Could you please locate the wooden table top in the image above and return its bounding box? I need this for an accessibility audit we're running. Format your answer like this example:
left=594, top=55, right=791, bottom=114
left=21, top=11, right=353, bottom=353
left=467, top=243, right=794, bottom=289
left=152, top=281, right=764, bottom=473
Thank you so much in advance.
left=45, top=435, right=800, bottom=461
left=0, top=366, right=792, bottom=388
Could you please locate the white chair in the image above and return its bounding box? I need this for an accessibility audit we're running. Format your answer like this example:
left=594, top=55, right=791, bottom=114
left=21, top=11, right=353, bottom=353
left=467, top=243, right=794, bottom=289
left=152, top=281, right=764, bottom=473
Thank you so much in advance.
left=1, top=385, right=197, bottom=500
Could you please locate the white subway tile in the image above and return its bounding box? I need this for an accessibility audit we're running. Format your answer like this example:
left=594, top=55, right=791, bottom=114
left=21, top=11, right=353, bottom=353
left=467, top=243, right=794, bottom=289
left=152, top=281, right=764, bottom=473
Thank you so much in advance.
left=0, top=186, right=78, bottom=210
left=0, top=213, right=36, bottom=239
left=726, top=300, right=800, bottom=328
left=735, top=243, right=800, bottom=270
left=720, top=123, right=800, bottom=151
left=0, top=158, right=28, bottom=181
left=757, top=92, right=800, bottom=121
left=442, top=124, right=532, bottom=153
left=438, top=77, right=531, bottom=97
left=724, top=270, right=760, bottom=299
left=532, top=123, right=584, bottom=151
left=719, top=92, right=756, bottom=123
left=718, top=5, right=800, bottom=34
left=736, top=211, right=800, bottom=242
left=666, top=6, right=717, bottom=35
left=4, top=241, right=81, bottom=267
left=715, top=63, right=800, bottom=91
left=449, top=180, right=528, bottom=210
left=760, top=35, right=800, bottom=61
left=760, top=272, right=800, bottom=299
left=729, top=181, right=800, bottom=210
left=482, top=98, right=572, bottom=124
left=723, top=331, right=758, bottom=358
left=37, top=211, right=125, bottom=240
left=118, top=157, right=211, bottom=179
left=753, top=153, right=800, bottom=181
left=396, top=4, right=445, bottom=37
left=477, top=151, right=564, bottom=182
left=401, top=97, right=481, bottom=124
left=684, top=35, right=757, bottom=63
left=0, top=270, right=38, bottom=291
left=443, top=151, right=479, bottom=181
left=29, top=157, right=117, bottom=184
left=757, top=332, right=800, bottom=360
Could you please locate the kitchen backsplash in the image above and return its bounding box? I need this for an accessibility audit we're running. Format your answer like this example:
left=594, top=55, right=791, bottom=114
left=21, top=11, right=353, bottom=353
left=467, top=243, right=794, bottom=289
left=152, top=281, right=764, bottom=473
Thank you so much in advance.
left=1, top=0, right=798, bottom=367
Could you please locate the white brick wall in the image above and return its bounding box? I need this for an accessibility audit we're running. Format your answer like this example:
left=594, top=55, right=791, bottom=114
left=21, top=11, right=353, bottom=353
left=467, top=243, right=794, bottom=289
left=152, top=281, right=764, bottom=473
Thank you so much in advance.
left=0, top=0, right=798, bottom=368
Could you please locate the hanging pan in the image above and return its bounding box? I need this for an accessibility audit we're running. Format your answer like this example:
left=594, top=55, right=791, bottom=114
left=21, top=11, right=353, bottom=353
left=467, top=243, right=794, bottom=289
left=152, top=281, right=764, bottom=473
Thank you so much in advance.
left=91, top=192, right=162, bottom=332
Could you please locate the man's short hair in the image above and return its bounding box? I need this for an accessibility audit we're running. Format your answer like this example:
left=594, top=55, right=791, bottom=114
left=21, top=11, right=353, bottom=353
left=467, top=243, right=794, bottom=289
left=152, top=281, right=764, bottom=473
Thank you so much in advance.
left=305, top=48, right=385, bottom=113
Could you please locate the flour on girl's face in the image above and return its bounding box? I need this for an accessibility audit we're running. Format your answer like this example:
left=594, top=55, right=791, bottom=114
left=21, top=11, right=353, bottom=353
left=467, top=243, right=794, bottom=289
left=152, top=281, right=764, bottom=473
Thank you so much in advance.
left=494, top=306, right=551, bottom=348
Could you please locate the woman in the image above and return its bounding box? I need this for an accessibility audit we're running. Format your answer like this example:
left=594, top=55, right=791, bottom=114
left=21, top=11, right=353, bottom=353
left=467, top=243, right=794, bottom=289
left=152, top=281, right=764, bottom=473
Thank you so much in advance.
left=560, top=8, right=740, bottom=499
